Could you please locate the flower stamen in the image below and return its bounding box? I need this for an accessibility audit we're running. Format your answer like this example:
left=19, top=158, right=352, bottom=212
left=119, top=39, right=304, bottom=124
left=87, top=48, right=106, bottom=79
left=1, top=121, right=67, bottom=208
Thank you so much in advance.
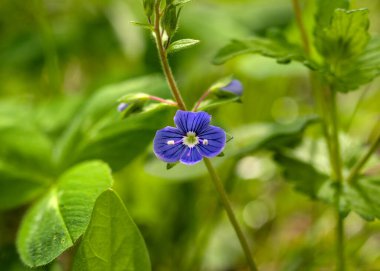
left=183, top=131, right=199, bottom=148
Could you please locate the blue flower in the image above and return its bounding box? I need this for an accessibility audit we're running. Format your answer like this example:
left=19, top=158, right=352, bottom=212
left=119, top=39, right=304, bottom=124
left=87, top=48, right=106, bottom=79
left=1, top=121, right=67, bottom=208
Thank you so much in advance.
left=117, top=102, right=129, bottom=112
left=153, top=110, right=226, bottom=165
left=221, top=79, right=243, bottom=96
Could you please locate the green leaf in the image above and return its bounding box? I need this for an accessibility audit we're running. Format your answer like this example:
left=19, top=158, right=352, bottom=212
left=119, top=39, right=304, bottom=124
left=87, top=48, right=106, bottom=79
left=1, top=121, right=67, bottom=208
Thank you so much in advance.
left=196, top=96, right=241, bottom=111
left=162, top=4, right=179, bottom=39
left=0, top=161, right=49, bottom=211
left=330, top=37, right=380, bottom=92
left=315, top=9, right=370, bottom=63
left=17, top=161, right=113, bottom=267
left=274, top=153, right=333, bottom=200
left=314, top=0, right=349, bottom=30
left=172, top=0, right=191, bottom=6
left=130, top=21, right=154, bottom=30
left=213, top=36, right=309, bottom=66
left=73, top=190, right=151, bottom=271
left=344, top=177, right=380, bottom=221
left=143, top=0, right=155, bottom=22
left=228, top=116, right=319, bottom=158
left=55, top=75, right=173, bottom=171
left=167, top=39, right=200, bottom=54
left=0, top=125, right=54, bottom=210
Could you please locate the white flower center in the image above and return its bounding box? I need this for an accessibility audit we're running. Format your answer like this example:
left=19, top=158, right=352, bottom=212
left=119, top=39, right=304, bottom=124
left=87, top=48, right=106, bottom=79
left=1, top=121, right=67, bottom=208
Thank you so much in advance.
left=183, top=131, right=199, bottom=148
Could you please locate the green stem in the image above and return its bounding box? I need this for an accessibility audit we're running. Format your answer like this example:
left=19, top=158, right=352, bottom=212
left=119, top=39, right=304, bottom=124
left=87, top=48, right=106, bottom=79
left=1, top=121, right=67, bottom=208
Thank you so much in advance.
left=153, top=1, right=187, bottom=111
left=336, top=209, right=345, bottom=271
left=346, top=133, right=380, bottom=183
left=203, top=158, right=258, bottom=271
left=152, top=4, right=258, bottom=270
left=291, top=0, right=310, bottom=55
left=326, top=87, right=345, bottom=271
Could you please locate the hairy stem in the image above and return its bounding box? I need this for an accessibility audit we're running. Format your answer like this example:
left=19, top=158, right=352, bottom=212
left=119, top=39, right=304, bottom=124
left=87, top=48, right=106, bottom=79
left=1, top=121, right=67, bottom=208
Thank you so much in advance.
left=152, top=4, right=258, bottom=270
left=153, top=1, right=187, bottom=111
left=203, top=158, right=258, bottom=271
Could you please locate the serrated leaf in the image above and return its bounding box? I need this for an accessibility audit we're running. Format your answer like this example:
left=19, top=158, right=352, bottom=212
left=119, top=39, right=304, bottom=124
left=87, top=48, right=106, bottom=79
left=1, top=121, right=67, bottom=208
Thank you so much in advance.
left=344, top=177, right=380, bottom=221
left=314, top=0, right=349, bottom=30
left=213, top=36, right=308, bottom=66
left=16, top=161, right=113, bottom=267
left=331, top=37, right=380, bottom=92
left=315, top=9, right=370, bottom=63
left=73, top=190, right=151, bottom=271
left=167, top=39, right=200, bottom=54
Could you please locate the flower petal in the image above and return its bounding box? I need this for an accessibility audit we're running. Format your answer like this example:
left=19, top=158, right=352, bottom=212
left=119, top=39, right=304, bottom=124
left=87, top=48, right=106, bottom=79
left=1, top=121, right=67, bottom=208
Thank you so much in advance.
left=221, top=79, right=243, bottom=96
left=174, top=110, right=211, bottom=133
left=153, top=126, right=186, bottom=163
left=197, top=125, right=226, bottom=157
left=180, top=147, right=203, bottom=165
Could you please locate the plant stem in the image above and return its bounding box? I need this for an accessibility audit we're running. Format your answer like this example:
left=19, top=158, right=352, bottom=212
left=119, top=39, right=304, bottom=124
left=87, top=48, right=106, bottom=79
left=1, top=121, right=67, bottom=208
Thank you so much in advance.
left=327, top=87, right=345, bottom=271
left=291, top=0, right=310, bottom=55
left=152, top=4, right=258, bottom=269
left=203, top=158, right=258, bottom=271
left=192, top=90, right=211, bottom=111
left=149, top=95, right=178, bottom=106
left=291, top=1, right=346, bottom=269
left=153, top=1, right=187, bottom=111
left=346, top=133, right=380, bottom=183
left=336, top=209, right=345, bottom=271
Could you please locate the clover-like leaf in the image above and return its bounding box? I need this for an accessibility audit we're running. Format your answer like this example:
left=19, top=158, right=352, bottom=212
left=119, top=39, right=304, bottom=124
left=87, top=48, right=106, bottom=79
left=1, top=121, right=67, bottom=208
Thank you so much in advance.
left=73, top=189, right=151, bottom=271
left=16, top=161, right=113, bottom=267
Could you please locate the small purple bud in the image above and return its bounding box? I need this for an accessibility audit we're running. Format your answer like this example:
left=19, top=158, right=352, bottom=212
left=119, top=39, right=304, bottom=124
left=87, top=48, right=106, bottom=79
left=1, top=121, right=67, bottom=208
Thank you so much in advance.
left=117, top=102, right=129, bottom=112
left=221, top=79, right=243, bottom=96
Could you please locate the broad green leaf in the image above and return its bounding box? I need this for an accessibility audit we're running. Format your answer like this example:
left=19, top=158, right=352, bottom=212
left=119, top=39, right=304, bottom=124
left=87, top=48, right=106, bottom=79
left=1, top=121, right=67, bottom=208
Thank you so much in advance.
left=213, top=36, right=309, bottom=66
left=167, top=39, right=200, bottom=54
left=0, top=161, right=49, bottom=210
left=315, top=9, right=369, bottom=63
left=0, top=125, right=54, bottom=210
left=274, top=153, right=333, bottom=201
left=17, top=161, right=113, bottom=267
left=55, top=75, right=173, bottom=171
left=330, top=37, right=380, bottom=92
left=73, top=190, right=151, bottom=271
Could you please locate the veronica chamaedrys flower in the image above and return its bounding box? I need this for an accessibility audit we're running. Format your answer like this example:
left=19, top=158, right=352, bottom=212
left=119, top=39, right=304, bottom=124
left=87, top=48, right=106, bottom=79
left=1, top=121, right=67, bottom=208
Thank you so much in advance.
left=220, top=79, right=243, bottom=96
left=153, top=110, right=226, bottom=165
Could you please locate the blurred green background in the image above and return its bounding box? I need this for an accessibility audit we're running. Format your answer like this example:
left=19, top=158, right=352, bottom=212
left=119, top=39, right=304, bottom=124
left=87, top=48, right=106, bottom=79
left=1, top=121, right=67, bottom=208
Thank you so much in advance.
left=1, top=0, right=380, bottom=270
